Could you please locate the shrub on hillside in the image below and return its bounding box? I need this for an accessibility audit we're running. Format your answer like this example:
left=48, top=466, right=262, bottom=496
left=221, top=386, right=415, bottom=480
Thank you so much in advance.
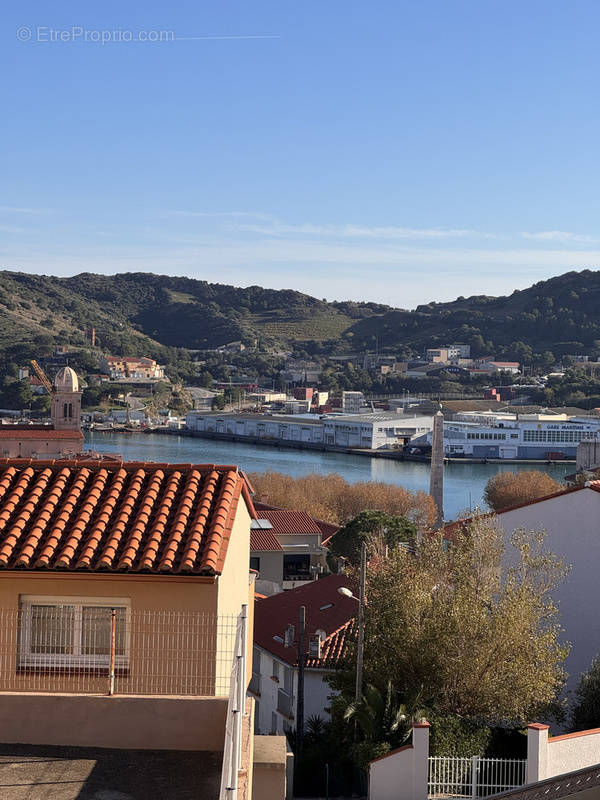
left=483, top=470, right=563, bottom=512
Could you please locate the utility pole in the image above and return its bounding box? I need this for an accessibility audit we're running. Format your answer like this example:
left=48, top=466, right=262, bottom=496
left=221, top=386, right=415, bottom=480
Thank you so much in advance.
left=355, top=541, right=367, bottom=706
left=297, top=605, right=306, bottom=756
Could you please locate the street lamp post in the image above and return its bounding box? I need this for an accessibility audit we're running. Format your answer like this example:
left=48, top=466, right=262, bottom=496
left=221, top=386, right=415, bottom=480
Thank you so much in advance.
left=297, top=604, right=306, bottom=756
left=355, top=541, right=366, bottom=706
left=338, top=539, right=367, bottom=706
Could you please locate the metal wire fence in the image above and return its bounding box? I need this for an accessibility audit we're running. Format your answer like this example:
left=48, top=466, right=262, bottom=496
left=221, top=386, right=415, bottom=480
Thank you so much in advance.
left=0, top=605, right=239, bottom=696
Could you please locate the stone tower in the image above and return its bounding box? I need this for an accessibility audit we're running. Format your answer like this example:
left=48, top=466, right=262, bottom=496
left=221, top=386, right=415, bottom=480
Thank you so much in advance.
left=429, top=408, right=444, bottom=529
left=51, top=366, right=82, bottom=432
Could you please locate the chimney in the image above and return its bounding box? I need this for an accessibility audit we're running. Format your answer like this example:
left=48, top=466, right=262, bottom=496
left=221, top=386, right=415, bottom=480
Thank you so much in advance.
left=260, top=493, right=269, bottom=504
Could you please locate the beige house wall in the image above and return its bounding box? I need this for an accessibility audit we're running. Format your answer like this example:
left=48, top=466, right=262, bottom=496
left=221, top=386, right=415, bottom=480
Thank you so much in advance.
left=0, top=571, right=219, bottom=612
left=216, top=499, right=254, bottom=688
left=0, top=571, right=222, bottom=696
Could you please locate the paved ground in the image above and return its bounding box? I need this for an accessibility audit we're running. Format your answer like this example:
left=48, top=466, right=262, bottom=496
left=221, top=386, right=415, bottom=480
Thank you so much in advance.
left=0, top=744, right=222, bottom=800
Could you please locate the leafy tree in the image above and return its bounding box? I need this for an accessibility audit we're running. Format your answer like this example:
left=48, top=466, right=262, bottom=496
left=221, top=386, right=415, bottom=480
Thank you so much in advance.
left=248, top=471, right=437, bottom=527
left=329, top=510, right=417, bottom=565
left=334, top=516, right=569, bottom=725
left=483, top=471, right=563, bottom=512
left=570, top=657, right=600, bottom=731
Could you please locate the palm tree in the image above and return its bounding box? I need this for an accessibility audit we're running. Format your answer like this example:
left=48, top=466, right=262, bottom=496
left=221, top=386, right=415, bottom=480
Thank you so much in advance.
left=343, top=681, right=424, bottom=745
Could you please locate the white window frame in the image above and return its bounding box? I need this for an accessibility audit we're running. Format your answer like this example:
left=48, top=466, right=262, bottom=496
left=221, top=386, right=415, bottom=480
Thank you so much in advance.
left=18, top=595, right=131, bottom=670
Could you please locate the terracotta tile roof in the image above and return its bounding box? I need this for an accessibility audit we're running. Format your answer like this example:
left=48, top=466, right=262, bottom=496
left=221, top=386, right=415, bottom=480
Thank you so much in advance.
left=250, top=529, right=283, bottom=551
left=315, top=519, right=339, bottom=545
left=255, top=509, right=322, bottom=535
left=254, top=574, right=357, bottom=668
left=0, top=460, right=255, bottom=575
left=253, top=501, right=340, bottom=545
left=0, top=428, right=83, bottom=440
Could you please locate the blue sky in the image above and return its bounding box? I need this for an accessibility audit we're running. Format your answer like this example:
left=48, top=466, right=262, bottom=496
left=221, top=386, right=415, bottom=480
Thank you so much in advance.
left=2, top=0, right=600, bottom=307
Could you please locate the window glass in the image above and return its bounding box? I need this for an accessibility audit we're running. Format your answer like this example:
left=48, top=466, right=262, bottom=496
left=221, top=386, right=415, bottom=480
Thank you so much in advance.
left=30, top=605, right=74, bottom=655
left=82, top=606, right=126, bottom=656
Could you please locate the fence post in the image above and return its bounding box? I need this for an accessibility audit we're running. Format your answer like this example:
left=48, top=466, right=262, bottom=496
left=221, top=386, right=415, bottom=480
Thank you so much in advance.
left=526, top=724, right=549, bottom=784
left=413, top=722, right=430, bottom=800
left=471, top=755, right=478, bottom=800
left=108, top=608, right=116, bottom=696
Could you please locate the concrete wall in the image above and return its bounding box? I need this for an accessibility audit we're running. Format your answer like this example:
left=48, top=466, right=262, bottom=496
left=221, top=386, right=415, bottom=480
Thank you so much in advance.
left=528, top=724, right=600, bottom=783
left=496, top=488, right=600, bottom=695
left=251, top=551, right=284, bottom=584
left=369, top=723, right=429, bottom=800
left=0, top=693, right=228, bottom=751
left=252, top=736, right=288, bottom=800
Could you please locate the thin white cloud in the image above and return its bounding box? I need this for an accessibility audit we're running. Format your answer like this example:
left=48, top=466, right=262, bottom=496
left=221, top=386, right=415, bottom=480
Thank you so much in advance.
left=237, top=221, right=491, bottom=239
left=0, top=206, right=56, bottom=215
left=522, top=230, right=600, bottom=244
left=165, top=210, right=274, bottom=221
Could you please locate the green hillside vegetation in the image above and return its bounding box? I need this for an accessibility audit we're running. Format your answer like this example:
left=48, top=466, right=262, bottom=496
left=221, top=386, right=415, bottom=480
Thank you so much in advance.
left=1, top=269, right=600, bottom=371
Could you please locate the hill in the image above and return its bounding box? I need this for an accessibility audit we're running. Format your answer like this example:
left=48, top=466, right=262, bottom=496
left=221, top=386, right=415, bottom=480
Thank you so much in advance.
left=0, top=268, right=600, bottom=364
left=0, top=271, right=387, bottom=356
left=349, top=269, right=600, bottom=360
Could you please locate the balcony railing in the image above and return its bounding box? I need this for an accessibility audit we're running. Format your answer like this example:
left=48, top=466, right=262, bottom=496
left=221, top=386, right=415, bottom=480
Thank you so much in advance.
left=0, top=607, right=238, bottom=696
left=277, top=688, right=294, bottom=717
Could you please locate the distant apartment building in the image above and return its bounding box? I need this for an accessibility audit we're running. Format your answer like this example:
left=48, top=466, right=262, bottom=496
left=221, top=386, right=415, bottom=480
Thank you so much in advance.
left=250, top=509, right=329, bottom=593
left=280, top=360, right=321, bottom=384
left=426, top=343, right=470, bottom=362
left=284, top=399, right=312, bottom=414
left=248, top=390, right=287, bottom=404
left=474, top=360, right=520, bottom=375
left=100, top=356, right=165, bottom=381
left=342, top=391, right=365, bottom=414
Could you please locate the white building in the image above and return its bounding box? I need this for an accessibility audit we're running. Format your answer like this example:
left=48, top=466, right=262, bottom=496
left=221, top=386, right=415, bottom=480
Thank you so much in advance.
left=444, top=481, right=600, bottom=702
left=342, top=391, right=366, bottom=414
left=186, top=411, right=434, bottom=450
left=250, top=574, right=355, bottom=735
left=412, top=412, right=600, bottom=460
left=322, top=413, right=433, bottom=449
left=250, top=509, right=331, bottom=593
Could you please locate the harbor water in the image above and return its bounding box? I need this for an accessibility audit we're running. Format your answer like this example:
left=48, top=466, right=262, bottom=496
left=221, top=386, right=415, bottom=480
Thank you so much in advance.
left=84, top=431, right=573, bottom=522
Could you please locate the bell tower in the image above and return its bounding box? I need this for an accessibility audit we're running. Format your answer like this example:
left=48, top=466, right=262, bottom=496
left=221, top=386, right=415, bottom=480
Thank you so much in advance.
left=51, top=367, right=82, bottom=432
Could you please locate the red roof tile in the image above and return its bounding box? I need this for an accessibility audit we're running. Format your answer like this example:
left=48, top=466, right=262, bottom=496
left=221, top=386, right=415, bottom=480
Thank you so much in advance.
left=0, top=428, right=83, bottom=440
left=255, top=509, right=322, bottom=535
left=250, top=529, right=283, bottom=551
left=253, top=501, right=340, bottom=545
left=0, top=460, right=254, bottom=575
left=254, top=574, right=357, bottom=668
